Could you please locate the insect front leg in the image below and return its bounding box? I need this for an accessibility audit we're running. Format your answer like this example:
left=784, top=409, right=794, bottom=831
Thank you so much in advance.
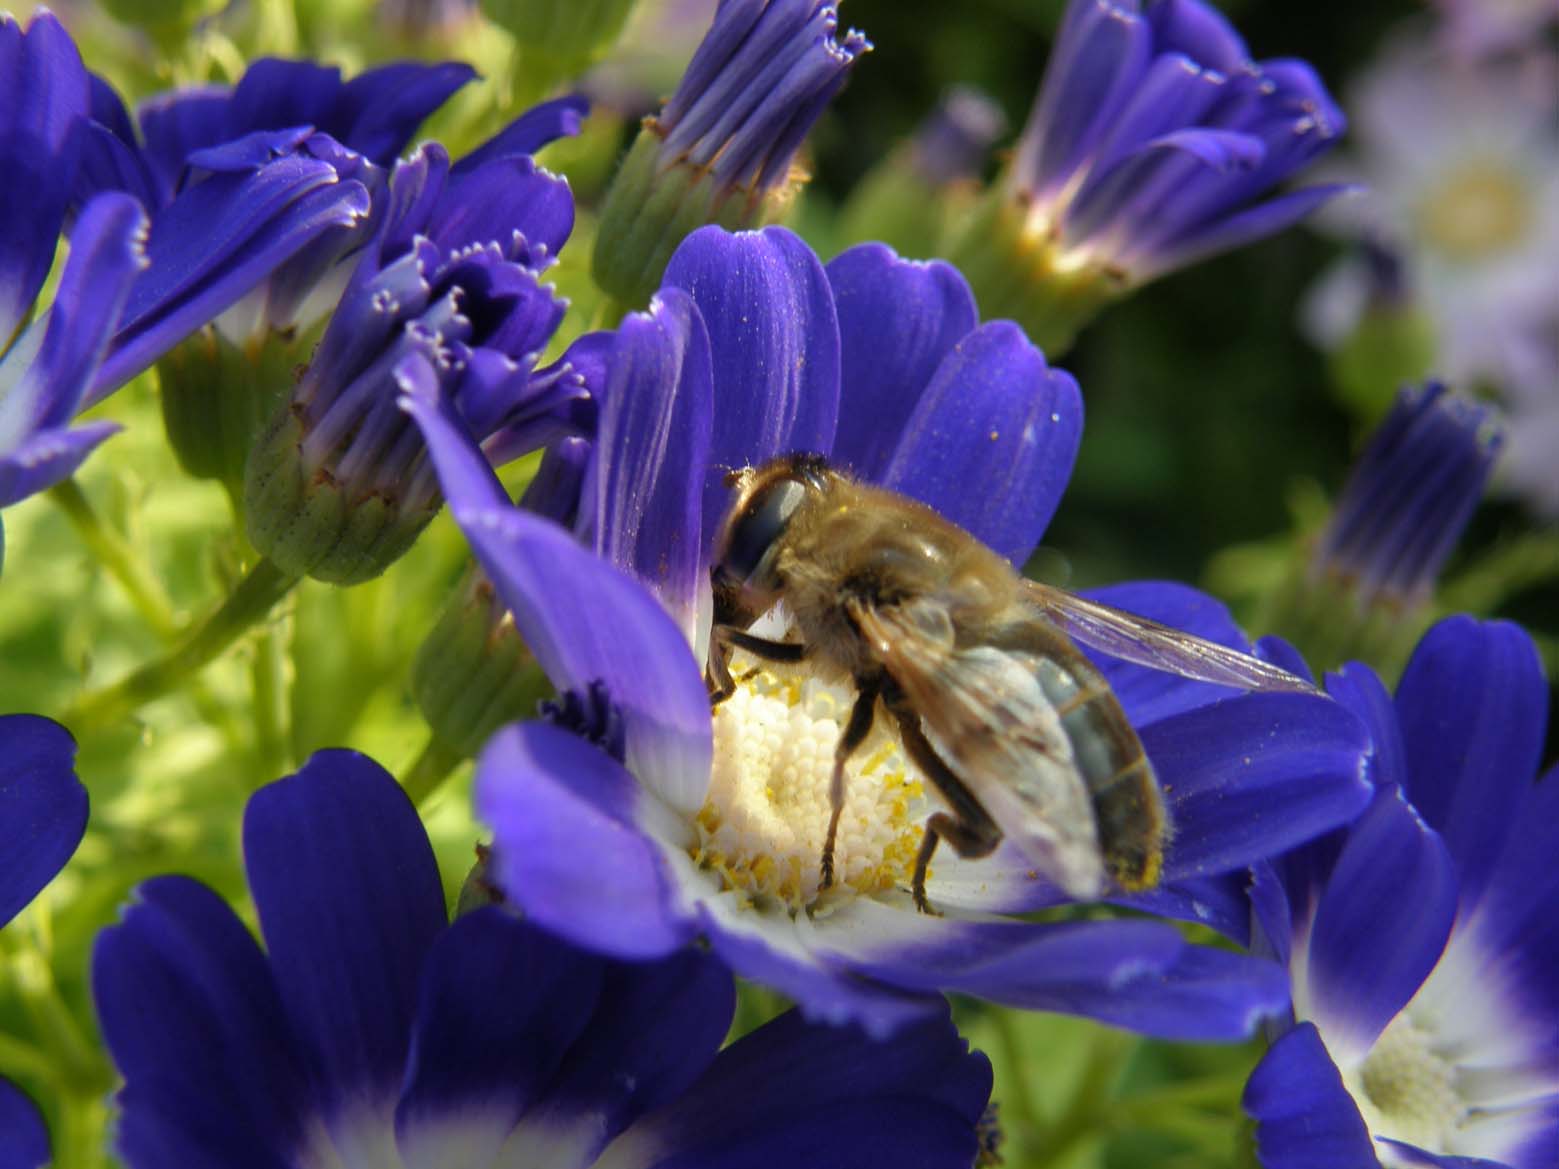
left=890, top=705, right=1001, bottom=915
left=706, top=626, right=808, bottom=705
left=820, top=676, right=882, bottom=892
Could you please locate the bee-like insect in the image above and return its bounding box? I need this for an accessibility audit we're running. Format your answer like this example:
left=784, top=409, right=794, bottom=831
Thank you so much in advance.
left=708, top=453, right=1317, bottom=914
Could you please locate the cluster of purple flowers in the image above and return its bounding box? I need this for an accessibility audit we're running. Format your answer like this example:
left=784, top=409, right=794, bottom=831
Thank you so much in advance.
left=2, top=2, right=1553, bottom=1168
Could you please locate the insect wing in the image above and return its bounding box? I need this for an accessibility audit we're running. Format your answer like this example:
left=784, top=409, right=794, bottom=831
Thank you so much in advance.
left=850, top=598, right=1109, bottom=900
left=1022, top=581, right=1318, bottom=694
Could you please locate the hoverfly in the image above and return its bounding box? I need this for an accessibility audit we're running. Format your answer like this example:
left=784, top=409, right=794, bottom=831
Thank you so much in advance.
left=707, top=453, right=1316, bottom=914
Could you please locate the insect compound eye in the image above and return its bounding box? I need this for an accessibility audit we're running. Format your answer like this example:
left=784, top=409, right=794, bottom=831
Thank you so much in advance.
left=719, top=475, right=810, bottom=587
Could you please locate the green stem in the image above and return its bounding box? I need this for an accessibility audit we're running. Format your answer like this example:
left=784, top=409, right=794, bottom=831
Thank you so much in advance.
left=66, top=557, right=299, bottom=731
left=400, top=734, right=466, bottom=807
left=48, top=477, right=179, bottom=641
left=250, top=622, right=289, bottom=784
left=1440, top=528, right=1559, bottom=613
left=1032, top=1027, right=1135, bottom=1167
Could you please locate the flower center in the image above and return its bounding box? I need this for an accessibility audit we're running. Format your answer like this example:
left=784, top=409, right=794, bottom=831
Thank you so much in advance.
left=1346, top=1012, right=1463, bottom=1158
left=693, top=660, right=927, bottom=914
left=1416, top=162, right=1532, bottom=261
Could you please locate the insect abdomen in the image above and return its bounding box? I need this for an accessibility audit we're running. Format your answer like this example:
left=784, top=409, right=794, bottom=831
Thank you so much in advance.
left=1032, top=657, right=1167, bottom=890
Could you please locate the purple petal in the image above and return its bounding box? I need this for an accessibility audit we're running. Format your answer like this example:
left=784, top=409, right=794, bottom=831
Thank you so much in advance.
left=1376, top=1142, right=1509, bottom=1169
left=0, top=1077, right=48, bottom=1169
left=431, top=154, right=574, bottom=266
left=134, top=83, right=231, bottom=196
left=614, top=1007, right=989, bottom=1169
left=824, top=244, right=977, bottom=481
left=0, top=193, right=145, bottom=446
left=243, top=751, right=447, bottom=1113
left=1139, top=182, right=1357, bottom=281
left=519, top=946, right=734, bottom=1155
left=91, top=875, right=312, bottom=1165
left=453, top=95, right=590, bottom=175
left=0, top=10, right=89, bottom=340
left=441, top=505, right=712, bottom=815
left=1144, top=692, right=1372, bottom=881
left=1393, top=617, right=1547, bottom=915
left=661, top=226, right=841, bottom=548
left=1243, top=1023, right=1378, bottom=1169
left=0, top=715, right=87, bottom=927
left=1249, top=860, right=1294, bottom=967
left=324, top=60, right=476, bottom=165
left=94, top=158, right=372, bottom=400
left=474, top=721, right=696, bottom=960
left=0, top=420, right=120, bottom=510
left=879, top=321, right=1082, bottom=565
left=398, top=363, right=510, bottom=511
left=1080, top=580, right=1256, bottom=726
left=394, top=910, right=605, bottom=1165
left=1305, top=785, right=1457, bottom=1065
left=591, top=288, right=713, bottom=632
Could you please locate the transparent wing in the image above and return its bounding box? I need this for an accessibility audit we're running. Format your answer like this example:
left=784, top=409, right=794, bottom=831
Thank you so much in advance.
left=1022, top=580, right=1318, bottom=694
left=850, top=597, right=1108, bottom=899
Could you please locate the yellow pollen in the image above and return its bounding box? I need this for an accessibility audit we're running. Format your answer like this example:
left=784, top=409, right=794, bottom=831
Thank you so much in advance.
left=1344, top=1012, right=1464, bottom=1158
left=694, top=663, right=928, bottom=914
left=1416, top=162, right=1533, bottom=261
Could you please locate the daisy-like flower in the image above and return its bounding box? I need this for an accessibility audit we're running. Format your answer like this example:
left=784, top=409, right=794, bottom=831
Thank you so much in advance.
left=1244, top=616, right=1557, bottom=1167
left=1302, top=34, right=1559, bottom=400
left=1431, top=0, right=1559, bottom=61
left=92, top=749, right=994, bottom=1168
left=0, top=714, right=89, bottom=1167
left=0, top=13, right=145, bottom=564
left=947, top=0, right=1349, bottom=353
left=405, top=224, right=1373, bottom=1039
left=592, top=0, right=870, bottom=307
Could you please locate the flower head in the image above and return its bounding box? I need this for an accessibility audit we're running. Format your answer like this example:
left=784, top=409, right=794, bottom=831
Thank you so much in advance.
left=592, top=0, right=870, bottom=306
left=1244, top=616, right=1557, bottom=1168
left=949, top=0, right=1349, bottom=352
left=0, top=13, right=151, bottom=552
left=1, top=714, right=88, bottom=1167
left=93, top=749, right=993, bottom=1168
left=407, top=225, right=1373, bottom=1040
left=243, top=115, right=595, bottom=584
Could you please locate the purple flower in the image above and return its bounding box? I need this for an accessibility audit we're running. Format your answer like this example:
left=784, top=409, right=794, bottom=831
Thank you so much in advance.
left=93, top=749, right=993, bottom=1168
left=592, top=0, right=870, bottom=306
left=949, top=0, right=1350, bottom=351
left=241, top=110, right=596, bottom=584
left=0, top=13, right=150, bottom=551
left=405, top=225, right=1373, bottom=1039
left=0, top=714, right=89, bottom=1167
left=1244, top=616, right=1557, bottom=1168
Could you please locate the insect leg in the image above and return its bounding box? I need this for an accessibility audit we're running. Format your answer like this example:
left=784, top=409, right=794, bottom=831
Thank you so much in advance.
left=820, top=677, right=881, bottom=891
left=890, top=706, right=1001, bottom=915
left=707, top=626, right=807, bottom=705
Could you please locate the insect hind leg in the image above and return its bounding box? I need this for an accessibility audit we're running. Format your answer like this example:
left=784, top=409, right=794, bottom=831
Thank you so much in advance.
left=892, top=705, right=1001, bottom=915
left=820, top=677, right=881, bottom=892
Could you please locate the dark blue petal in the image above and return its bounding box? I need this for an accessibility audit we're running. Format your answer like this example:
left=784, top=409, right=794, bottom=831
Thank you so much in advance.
left=1243, top=1023, right=1378, bottom=1169
left=244, top=751, right=447, bottom=1114
left=135, top=83, right=231, bottom=196
left=432, top=155, right=574, bottom=267
left=397, top=353, right=511, bottom=510
left=438, top=504, right=713, bottom=815
left=323, top=60, right=475, bottom=165
left=590, top=288, right=713, bottom=631
left=1394, top=617, right=1547, bottom=915
left=394, top=910, right=605, bottom=1165
left=1014, top=0, right=1152, bottom=198
left=94, top=157, right=371, bottom=400
left=0, top=193, right=145, bottom=447
left=1140, top=182, right=1356, bottom=280
left=1305, top=785, right=1456, bottom=1065
left=824, top=244, right=977, bottom=481
left=1248, top=860, right=1293, bottom=967
left=73, top=116, right=162, bottom=211
left=474, top=721, right=696, bottom=960
left=91, top=875, right=312, bottom=1162
left=1375, top=1141, right=1509, bottom=1169
left=1117, top=873, right=1253, bottom=946
left=111, top=1079, right=296, bottom=1169
left=0, top=421, right=119, bottom=511
left=879, top=321, right=1081, bottom=565
left=453, top=95, right=590, bottom=175
left=613, top=1007, right=989, bottom=1169
left=0, top=10, right=89, bottom=340
left=1144, top=692, right=1372, bottom=881
left=519, top=946, right=734, bottom=1156
left=0, top=715, right=86, bottom=927
left=661, top=226, right=840, bottom=548
left=1079, top=580, right=1255, bottom=726
left=0, top=1077, right=48, bottom=1169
